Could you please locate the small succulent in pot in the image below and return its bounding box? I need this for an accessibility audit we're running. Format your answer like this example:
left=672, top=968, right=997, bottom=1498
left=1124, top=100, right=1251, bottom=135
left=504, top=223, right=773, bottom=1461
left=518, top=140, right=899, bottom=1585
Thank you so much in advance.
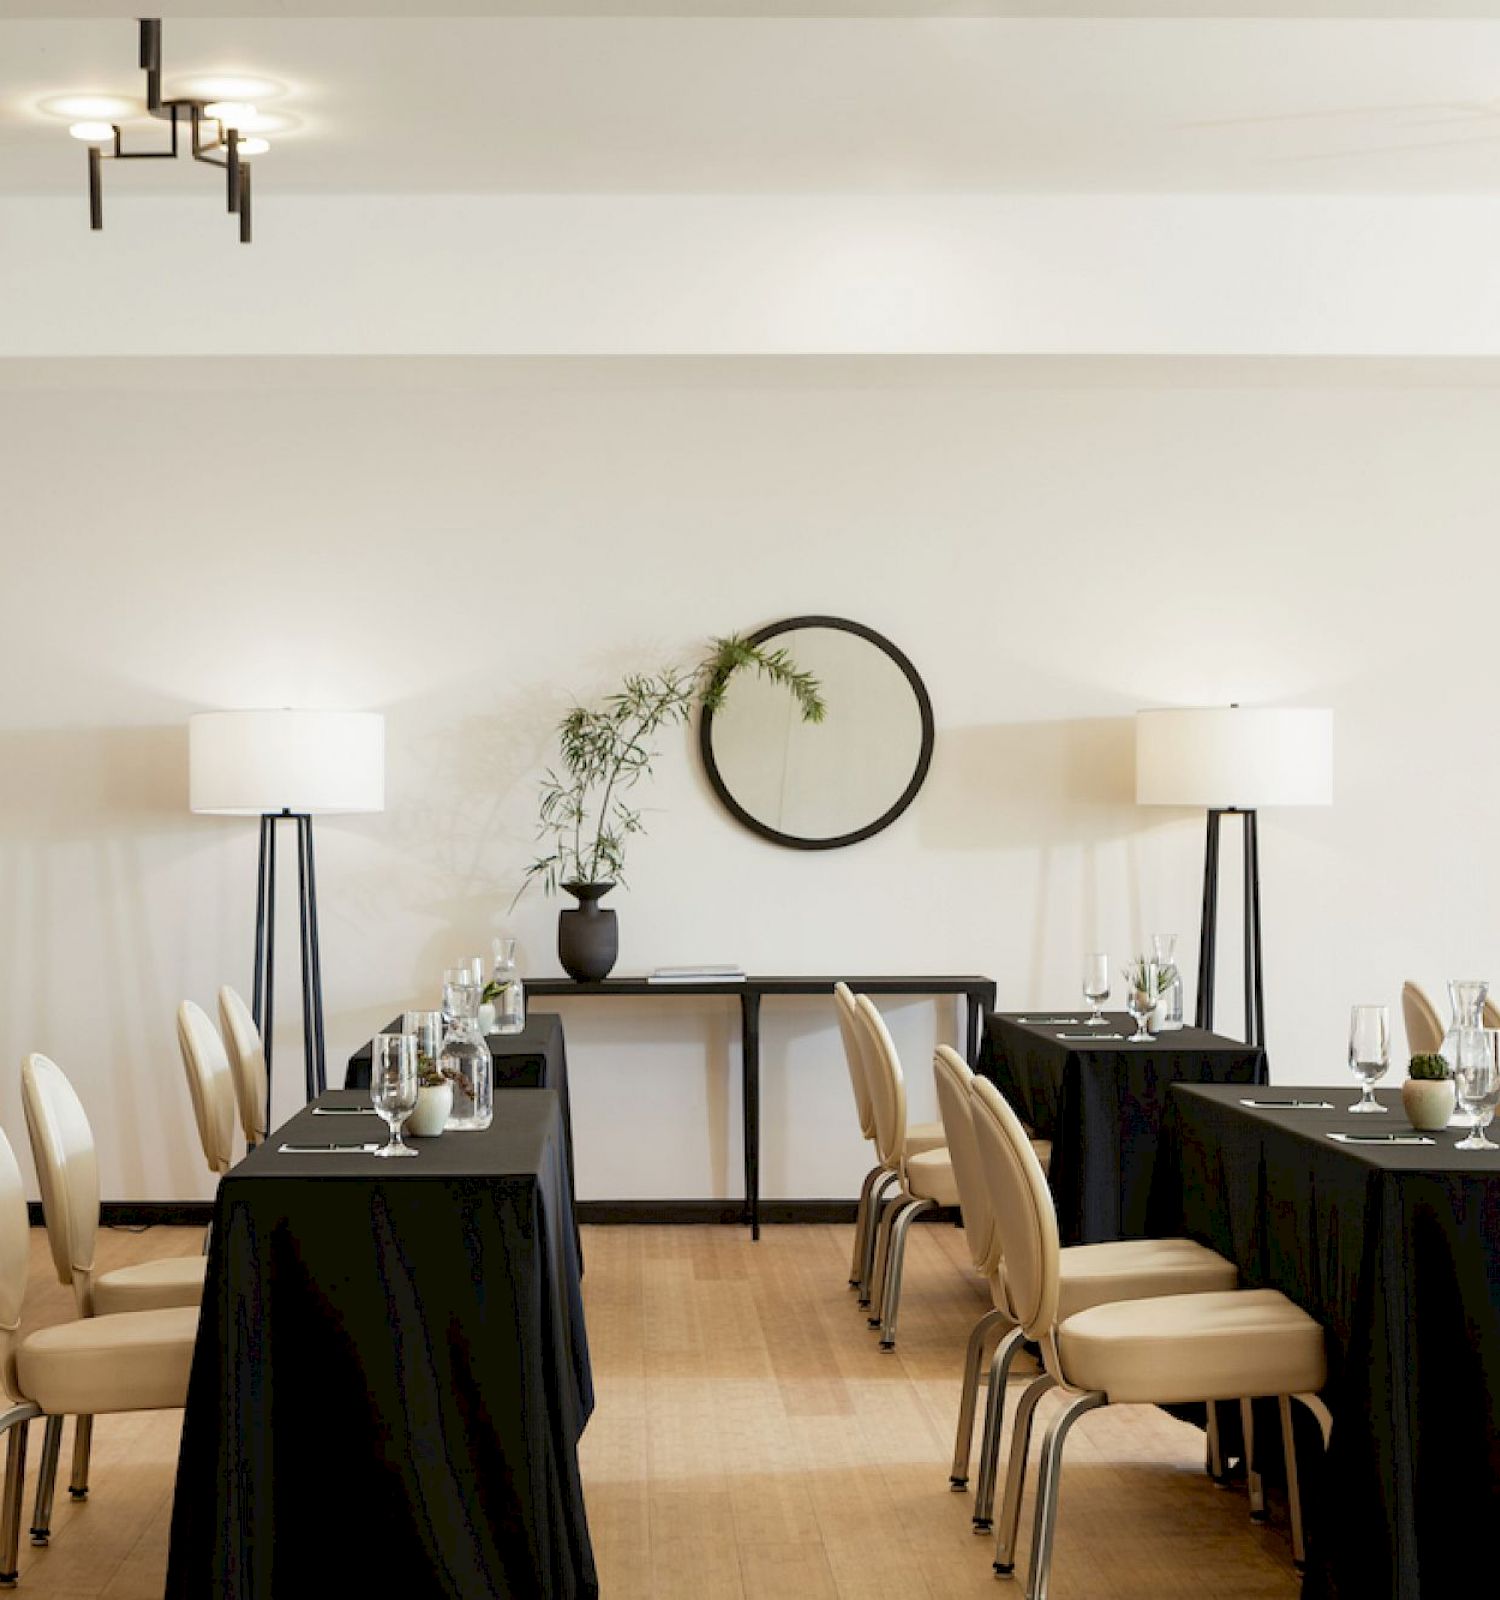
left=408, top=1053, right=469, bottom=1137
left=1408, top=1053, right=1451, bottom=1081
left=1402, top=1052, right=1456, bottom=1131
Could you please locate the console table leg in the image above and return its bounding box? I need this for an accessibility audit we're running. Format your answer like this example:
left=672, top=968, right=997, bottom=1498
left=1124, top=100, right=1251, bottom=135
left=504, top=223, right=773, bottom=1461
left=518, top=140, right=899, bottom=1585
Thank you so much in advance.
left=966, top=994, right=982, bottom=1064
left=741, top=992, right=762, bottom=1239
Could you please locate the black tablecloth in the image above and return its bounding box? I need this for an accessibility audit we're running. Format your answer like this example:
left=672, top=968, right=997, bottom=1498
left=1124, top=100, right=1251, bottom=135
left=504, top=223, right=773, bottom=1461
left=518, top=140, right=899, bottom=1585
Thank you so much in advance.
left=164, top=1088, right=596, bottom=1600
left=980, top=1012, right=1267, bottom=1244
left=1150, top=1084, right=1500, bottom=1600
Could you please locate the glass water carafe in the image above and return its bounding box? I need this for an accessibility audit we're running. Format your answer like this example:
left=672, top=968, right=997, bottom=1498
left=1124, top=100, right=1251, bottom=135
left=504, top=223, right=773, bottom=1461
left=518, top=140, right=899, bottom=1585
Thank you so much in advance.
left=1443, top=980, right=1489, bottom=1126
left=1152, top=932, right=1185, bottom=1030
left=489, top=937, right=526, bottom=1036
left=440, top=968, right=493, bottom=1130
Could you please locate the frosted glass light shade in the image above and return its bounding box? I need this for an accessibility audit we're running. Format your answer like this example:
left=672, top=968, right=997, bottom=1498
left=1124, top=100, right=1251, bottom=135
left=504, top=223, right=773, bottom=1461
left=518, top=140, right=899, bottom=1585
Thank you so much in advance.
left=1135, top=706, right=1332, bottom=809
left=189, top=710, right=385, bottom=816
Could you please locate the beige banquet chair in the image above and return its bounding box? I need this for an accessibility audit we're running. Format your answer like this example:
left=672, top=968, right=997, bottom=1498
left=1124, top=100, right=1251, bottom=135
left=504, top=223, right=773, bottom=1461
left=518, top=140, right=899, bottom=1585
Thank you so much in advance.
left=833, top=984, right=943, bottom=1300
left=20, top=1053, right=206, bottom=1528
left=217, top=986, right=269, bottom=1148
left=854, top=995, right=960, bottom=1348
left=176, top=1002, right=239, bottom=1176
left=969, top=1074, right=1331, bottom=1597
left=939, top=1050, right=1237, bottom=1522
left=1401, top=982, right=1445, bottom=1057
left=0, top=1121, right=197, bottom=1584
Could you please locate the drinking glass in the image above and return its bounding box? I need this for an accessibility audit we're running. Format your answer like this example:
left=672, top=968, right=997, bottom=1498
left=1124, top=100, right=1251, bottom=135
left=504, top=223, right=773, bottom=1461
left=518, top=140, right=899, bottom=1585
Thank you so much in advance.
left=1443, top=981, right=1490, bottom=1126
left=1083, top=954, right=1110, bottom=1027
left=1452, top=1027, right=1500, bottom=1150
left=1347, top=1004, right=1391, bottom=1113
left=442, top=965, right=480, bottom=1026
left=370, top=1033, right=419, bottom=1158
left=1125, top=960, right=1159, bottom=1043
left=401, top=1010, right=444, bottom=1077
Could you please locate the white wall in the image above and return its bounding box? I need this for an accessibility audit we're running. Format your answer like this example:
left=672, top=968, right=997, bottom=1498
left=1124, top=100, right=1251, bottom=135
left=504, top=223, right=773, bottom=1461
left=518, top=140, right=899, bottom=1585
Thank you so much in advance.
left=10, top=195, right=1500, bottom=357
left=0, top=353, right=1491, bottom=1201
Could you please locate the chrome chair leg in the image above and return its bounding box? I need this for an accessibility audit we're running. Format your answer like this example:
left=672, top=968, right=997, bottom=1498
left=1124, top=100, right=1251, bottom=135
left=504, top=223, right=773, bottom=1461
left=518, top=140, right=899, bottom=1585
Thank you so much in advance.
left=1280, top=1395, right=1306, bottom=1567
left=971, top=1325, right=1027, bottom=1530
left=951, top=1307, right=1008, bottom=1490
left=0, top=1421, right=29, bottom=1587
left=1206, top=1398, right=1225, bottom=1481
left=876, top=1196, right=934, bottom=1350
left=1025, top=1391, right=1105, bottom=1600
left=864, top=1188, right=907, bottom=1322
left=995, top=1374, right=1057, bottom=1573
left=858, top=1173, right=900, bottom=1308
left=29, top=1416, right=63, bottom=1545
left=1241, top=1398, right=1265, bottom=1519
left=849, top=1164, right=885, bottom=1288
left=68, top=1415, right=92, bottom=1500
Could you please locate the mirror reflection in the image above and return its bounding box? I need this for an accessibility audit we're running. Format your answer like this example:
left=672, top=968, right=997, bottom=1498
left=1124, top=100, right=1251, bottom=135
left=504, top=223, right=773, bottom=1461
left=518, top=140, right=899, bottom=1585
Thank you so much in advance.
left=702, top=618, right=933, bottom=849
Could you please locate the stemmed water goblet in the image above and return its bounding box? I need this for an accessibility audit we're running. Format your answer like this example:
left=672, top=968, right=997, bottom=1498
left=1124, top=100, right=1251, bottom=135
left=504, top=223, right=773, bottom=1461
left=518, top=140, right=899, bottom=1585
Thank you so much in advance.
left=1123, top=959, right=1160, bottom=1043
left=1083, top=954, right=1110, bottom=1027
left=370, top=1032, right=420, bottom=1158
left=1452, top=1027, right=1500, bottom=1150
left=1347, top=1005, right=1390, bottom=1114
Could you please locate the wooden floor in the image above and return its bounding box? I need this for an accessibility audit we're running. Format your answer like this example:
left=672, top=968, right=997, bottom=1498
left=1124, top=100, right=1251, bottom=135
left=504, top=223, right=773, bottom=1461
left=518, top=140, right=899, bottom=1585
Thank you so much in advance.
left=9, top=1221, right=1301, bottom=1598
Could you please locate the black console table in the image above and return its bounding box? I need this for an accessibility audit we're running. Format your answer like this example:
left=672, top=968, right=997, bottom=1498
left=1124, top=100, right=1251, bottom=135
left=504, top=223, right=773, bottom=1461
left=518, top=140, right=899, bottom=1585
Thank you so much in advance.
left=526, top=974, right=996, bottom=1238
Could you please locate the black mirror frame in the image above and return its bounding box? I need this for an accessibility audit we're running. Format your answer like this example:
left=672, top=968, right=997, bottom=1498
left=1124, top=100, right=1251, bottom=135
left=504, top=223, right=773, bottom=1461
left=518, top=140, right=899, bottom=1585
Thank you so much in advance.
left=698, top=614, right=935, bottom=852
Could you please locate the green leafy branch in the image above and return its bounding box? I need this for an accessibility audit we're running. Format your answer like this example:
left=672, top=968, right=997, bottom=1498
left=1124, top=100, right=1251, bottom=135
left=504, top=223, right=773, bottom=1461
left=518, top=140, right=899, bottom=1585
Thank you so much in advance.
left=519, top=635, right=825, bottom=900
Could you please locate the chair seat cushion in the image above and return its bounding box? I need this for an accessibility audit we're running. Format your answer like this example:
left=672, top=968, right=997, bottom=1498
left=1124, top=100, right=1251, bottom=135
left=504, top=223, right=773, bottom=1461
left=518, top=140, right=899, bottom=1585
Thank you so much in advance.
left=905, top=1147, right=959, bottom=1206
left=907, top=1119, right=945, bottom=1155
left=1056, top=1236, right=1238, bottom=1321
left=1058, top=1288, right=1327, bottom=1405
left=93, top=1255, right=207, bottom=1316
left=17, top=1305, right=199, bottom=1416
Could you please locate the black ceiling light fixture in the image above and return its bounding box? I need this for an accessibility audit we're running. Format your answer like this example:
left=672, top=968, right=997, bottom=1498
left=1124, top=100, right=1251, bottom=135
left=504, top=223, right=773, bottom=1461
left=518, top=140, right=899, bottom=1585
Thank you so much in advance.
left=67, top=18, right=269, bottom=243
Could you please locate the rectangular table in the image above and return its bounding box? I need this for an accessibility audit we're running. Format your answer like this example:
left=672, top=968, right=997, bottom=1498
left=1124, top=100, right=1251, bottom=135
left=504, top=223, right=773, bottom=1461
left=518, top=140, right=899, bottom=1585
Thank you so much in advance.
left=526, top=973, right=996, bottom=1238
left=1150, top=1084, right=1500, bottom=1600
left=165, top=1087, right=595, bottom=1599
left=979, top=1012, right=1266, bottom=1244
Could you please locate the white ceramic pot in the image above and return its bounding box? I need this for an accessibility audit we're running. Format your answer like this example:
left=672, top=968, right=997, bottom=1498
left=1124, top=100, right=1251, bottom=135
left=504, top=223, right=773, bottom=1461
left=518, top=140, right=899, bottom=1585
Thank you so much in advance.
left=477, top=1001, right=497, bottom=1036
left=408, top=1082, right=453, bottom=1137
left=1401, top=1077, right=1455, bottom=1132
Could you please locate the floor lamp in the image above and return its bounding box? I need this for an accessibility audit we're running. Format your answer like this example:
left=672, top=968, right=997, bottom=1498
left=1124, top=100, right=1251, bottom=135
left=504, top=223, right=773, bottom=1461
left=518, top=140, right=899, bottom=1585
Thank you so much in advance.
left=1135, top=706, right=1332, bottom=1049
left=189, top=710, right=385, bottom=1105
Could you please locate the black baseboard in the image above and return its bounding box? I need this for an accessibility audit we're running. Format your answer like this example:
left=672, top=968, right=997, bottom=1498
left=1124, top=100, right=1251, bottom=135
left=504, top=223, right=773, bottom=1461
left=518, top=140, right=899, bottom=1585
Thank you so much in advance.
left=26, top=1201, right=216, bottom=1228
left=27, top=1199, right=957, bottom=1229
left=575, top=1200, right=961, bottom=1226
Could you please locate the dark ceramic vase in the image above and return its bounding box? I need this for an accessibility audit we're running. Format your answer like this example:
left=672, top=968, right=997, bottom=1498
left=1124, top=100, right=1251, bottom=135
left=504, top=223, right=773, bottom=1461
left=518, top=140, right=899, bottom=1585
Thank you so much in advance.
left=558, top=882, right=619, bottom=982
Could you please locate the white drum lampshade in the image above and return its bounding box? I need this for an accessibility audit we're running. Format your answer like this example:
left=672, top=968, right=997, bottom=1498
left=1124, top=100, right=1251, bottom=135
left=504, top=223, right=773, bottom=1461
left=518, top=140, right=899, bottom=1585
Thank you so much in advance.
left=189, top=710, right=385, bottom=816
left=1136, top=706, right=1332, bottom=810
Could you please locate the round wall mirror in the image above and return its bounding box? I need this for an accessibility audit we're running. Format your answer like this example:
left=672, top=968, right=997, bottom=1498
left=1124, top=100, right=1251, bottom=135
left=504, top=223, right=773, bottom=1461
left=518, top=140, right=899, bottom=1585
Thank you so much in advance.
left=699, top=616, right=934, bottom=850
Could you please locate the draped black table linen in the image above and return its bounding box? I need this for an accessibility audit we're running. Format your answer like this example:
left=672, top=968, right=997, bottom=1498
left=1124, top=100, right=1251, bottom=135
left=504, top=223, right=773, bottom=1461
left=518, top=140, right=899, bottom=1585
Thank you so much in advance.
left=165, top=1087, right=596, bottom=1599
left=979, top=1012, right=1267, bottom=1244
left=1150, top=1083, right=1500, bottom=1600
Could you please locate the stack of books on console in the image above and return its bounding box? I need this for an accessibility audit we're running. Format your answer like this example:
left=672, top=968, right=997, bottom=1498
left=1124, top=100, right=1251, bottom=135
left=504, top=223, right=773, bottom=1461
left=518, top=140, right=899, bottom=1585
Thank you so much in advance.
left=647, top=964, right=747, bottom=984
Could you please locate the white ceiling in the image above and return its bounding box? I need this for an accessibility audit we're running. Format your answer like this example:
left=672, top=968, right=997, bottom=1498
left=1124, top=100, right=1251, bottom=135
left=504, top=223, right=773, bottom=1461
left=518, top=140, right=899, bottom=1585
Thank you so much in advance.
left=9, top=17, right=1500, bottom=195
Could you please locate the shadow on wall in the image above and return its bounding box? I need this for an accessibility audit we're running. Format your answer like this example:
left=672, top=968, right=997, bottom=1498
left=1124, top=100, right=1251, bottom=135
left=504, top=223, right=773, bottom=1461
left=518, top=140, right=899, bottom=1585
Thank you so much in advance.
left=0, top=724, right=202, bottom=1197
left=920, top=716, right=1143, bottom=994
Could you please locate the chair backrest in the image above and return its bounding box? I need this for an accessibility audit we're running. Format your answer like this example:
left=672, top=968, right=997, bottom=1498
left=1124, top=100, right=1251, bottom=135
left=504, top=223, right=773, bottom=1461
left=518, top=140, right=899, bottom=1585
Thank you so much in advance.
left=218, top=986, right=268, bottom=1145
left=20, top=1052, right=101, bottom=1313
left=0, top=1125, right=33, bottom=1409
left=933, top=1046, right=997, bottom=1274
left=1401, top=982, right=1445, bottom=1056
left=855, top=995, right=908, bottom=1168
left=177, top=1002, right=238, bottom=1176
left=833, top=983, right=877, bottom=1142
left=969, top=1076, right=1063, bottom=1370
